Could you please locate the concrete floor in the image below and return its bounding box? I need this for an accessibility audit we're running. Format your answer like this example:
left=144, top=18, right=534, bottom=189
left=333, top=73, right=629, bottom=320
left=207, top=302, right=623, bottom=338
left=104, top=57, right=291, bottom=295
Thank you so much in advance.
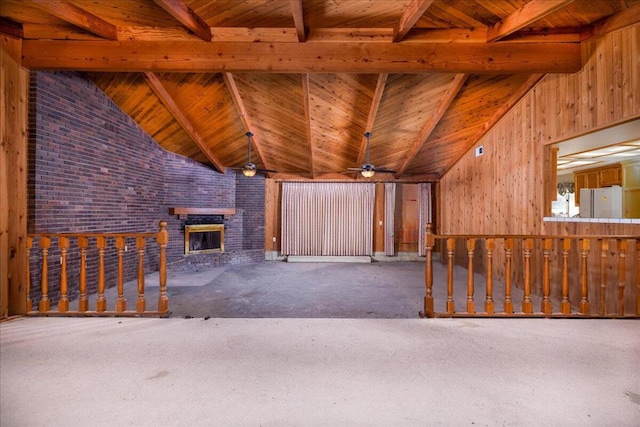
left=67, top=260, right=534, bottom=319
left=3, top=261, right=638, bottom=426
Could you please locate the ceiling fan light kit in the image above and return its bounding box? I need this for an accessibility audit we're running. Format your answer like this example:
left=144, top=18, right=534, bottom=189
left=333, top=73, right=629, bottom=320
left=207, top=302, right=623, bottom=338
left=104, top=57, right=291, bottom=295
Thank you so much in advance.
left=347, top=132, right=396, bottom=178
left=242, top=162, right=257, bottom=177
left=238, top=131, right=277, bottom=177
left=361, top=164, right=376, bottom=178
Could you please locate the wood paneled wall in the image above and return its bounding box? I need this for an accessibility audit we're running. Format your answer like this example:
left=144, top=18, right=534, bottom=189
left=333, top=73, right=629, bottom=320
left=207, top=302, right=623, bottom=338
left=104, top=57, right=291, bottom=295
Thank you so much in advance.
left=438, top=24, right=640, bottom=312
left=439, top=23, right=640, bottom=236
left=1, top=35, right=28, bottom=318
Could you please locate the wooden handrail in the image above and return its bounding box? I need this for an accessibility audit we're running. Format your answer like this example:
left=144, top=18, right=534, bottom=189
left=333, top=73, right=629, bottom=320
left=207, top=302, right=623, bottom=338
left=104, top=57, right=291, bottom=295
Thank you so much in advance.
left=26, top=221, right=169, bottom=317
left=420, top=224, right=640, bottom=319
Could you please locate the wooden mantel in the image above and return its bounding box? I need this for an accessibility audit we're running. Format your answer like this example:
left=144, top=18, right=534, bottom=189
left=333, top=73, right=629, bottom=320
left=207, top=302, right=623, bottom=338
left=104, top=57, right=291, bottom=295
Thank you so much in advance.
left=169, top=207, right=236, bottom=219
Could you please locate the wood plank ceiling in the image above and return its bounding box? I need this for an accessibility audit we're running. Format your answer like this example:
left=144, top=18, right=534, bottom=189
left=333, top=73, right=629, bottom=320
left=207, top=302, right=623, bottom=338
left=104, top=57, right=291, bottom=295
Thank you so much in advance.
left=2, top=0, right=639, bottom=181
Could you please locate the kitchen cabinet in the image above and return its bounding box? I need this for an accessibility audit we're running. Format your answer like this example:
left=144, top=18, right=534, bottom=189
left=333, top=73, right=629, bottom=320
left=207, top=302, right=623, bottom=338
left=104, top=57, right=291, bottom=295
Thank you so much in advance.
left=622, top=161, right=640, bottom=218
left=574, top=164, right=622, bottom=206
left=599, top=167, right=622, bottom=187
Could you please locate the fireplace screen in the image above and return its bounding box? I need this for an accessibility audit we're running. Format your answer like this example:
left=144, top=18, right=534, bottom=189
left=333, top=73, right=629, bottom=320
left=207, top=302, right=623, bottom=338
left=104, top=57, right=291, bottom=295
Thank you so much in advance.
left=184, top=224, right=224, bottom=254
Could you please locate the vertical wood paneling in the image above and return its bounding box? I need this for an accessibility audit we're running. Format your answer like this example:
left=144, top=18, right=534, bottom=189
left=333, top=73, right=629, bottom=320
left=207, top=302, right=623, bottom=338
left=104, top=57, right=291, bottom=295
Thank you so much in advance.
left=440, top=23, right=640, bottom=236
left=418, top=183, right=432, bottom=257
left=373, top=183, right=385, bottom=253
left=1, top=35, right=28, bottom=317
left=384, top=183, right=395, bottom=256
left=439, top=24, right=640, bottom=310
left=264, top=179, right=280, bottom=252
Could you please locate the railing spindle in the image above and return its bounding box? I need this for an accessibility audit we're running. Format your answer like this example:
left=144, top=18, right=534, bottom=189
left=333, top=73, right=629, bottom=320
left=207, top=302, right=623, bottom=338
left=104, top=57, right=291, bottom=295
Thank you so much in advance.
left=422, top=224, right=435, bottom=317
left=421, top=232, right=638, bottom=319
left=136, top=236, right=146, bottom=313
left=579, top=238, right=590, bottom=315
left=58, top=237, right=69, bottom=313
left=504, top=238, right=513, bottom=315
left=38, top=237, right=51, bottom=312
left=157, top=221, right=169, bottom=314
left=541, top=238, right=552, bottom=315
left=446, top=238, right=455, bottom=314
left=26, top=223, right=168, bottom=317
left=560, top=238, right=571, bottom=314
left=466, top=238, right=476, bottom=313
left=96, top=236, right=107, bottom=312
left=599, top=239, right=608, bottom=316
left=115, top=237, right=126, bottom=313
left=484, top=238, right=495, bottom=314
left=78, top=237, right=89, bottom=312
left=617, top=239, right=627, bottom=317
left=522, top=238, right=533, bottom=314
left=26, top=237, right=33, bottom=312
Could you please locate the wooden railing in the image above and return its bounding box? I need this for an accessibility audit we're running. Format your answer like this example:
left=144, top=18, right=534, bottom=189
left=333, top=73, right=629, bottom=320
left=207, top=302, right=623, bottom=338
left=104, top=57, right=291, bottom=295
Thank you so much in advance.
left=420, top=224, right=640, bottom=318
left=26, top=221, right=169, bottom=317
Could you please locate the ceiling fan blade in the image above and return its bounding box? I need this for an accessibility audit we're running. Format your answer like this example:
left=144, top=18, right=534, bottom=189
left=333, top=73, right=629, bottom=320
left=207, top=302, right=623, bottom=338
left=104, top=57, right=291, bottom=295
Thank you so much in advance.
left=374, top=168, right=396, bottom=173
left=257, top=168, right=278, bottom=173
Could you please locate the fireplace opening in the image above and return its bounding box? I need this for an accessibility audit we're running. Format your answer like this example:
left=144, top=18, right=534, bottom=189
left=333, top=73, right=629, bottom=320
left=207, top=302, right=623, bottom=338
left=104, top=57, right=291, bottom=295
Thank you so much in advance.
left=184, top=224, right=224, bottom=255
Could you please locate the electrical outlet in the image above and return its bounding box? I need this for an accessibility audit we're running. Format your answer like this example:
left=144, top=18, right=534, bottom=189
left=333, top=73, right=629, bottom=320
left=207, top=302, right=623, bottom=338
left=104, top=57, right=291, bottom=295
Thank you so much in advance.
left=125, top=245, right=128, bottom=252
left=272, top=237, right=276, bottom=242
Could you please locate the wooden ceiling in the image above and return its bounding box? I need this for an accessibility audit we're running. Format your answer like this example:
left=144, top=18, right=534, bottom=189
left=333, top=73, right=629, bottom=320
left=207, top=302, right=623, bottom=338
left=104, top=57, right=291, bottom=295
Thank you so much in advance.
left=2, top=0, right=639, bottom=181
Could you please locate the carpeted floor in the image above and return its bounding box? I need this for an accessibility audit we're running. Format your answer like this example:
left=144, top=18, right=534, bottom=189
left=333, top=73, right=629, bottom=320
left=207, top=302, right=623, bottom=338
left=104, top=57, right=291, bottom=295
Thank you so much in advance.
left=1, top=316, right=639, bottom=426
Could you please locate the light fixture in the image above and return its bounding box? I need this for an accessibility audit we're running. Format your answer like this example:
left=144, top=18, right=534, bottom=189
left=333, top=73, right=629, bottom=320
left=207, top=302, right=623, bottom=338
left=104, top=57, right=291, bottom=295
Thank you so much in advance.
left=347, top=132, right=396, bottom=178
left=361, top=164, right=375, bottom=178
left=242, top=163, right=257, bottom=177
left=235, top=132, right=278, bottom=177
left=241, top=131, right=258, bottom=177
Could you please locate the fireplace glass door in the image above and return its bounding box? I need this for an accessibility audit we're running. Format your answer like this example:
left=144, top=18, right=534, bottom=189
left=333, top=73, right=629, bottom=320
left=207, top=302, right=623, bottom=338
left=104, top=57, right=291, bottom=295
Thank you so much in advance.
left=184, top=224, right=224, bottom=254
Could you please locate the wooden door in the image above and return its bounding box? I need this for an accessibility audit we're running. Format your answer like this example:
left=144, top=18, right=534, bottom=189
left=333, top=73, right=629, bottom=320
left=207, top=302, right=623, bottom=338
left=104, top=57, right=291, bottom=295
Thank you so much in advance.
left=395, top=184, right=419, bottom=253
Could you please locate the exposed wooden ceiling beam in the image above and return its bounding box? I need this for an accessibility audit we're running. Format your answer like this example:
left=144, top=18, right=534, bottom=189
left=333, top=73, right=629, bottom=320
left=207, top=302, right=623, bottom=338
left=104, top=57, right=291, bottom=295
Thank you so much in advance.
left=153, top=0, right=212, bottom=42
left=28, top=0, right=118, bottom=40
left=143, top=72, right=225, bottom=172
left=0, top=17, right=24, bottom=38
left=290, top=0, right=306, bottom=42
left=486, top=0, right=574, bottom=43
left=301, top=74, right=315, bottom=177
left=395, top=74, right=467, bottom=177
left=393, top=0, right=434, bottom=43
left=584, top=2, right=640, bottom=40
left=356, top=74, right=388, bottom=166
left=440, top=74, right=545, bottom=177
left=222, top=73, right=272, bottom=173
left=211, top=27, right=298, bottom=43
left=21, top=40, right=582, bottom=73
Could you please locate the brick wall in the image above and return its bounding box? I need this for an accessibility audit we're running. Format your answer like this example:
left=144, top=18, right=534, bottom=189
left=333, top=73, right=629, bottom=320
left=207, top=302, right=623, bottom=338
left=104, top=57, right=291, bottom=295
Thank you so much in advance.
left=27, top=71, right=265, bottom=306
left=236, top=173, right=266, bottom=250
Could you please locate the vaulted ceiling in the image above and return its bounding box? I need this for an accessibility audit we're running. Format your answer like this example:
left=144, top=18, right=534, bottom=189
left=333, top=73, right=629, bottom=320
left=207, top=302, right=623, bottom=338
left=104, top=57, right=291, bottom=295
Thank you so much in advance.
left=2, top=0, right=639, bottom=181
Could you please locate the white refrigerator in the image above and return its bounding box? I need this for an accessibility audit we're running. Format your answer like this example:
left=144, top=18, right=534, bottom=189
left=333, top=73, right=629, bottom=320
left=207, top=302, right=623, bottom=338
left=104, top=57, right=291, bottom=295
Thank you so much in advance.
left=579, top=186, right=623, bottom=218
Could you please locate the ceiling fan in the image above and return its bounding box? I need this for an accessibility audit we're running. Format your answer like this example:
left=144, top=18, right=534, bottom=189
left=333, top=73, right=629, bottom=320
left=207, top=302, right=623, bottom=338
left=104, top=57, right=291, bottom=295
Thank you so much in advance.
left=236, top=131, right=277, bottom=177
left=348, top=132, right=396, bottom=178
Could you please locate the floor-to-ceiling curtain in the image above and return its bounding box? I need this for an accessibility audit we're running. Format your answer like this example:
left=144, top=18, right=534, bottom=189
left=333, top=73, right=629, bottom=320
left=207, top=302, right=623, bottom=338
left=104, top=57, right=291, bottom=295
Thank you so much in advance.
left=384, top=183, right=396, bottom=256
left=418, top=183, right=432, bottom=256
left=281, top=182, right=375, bottom=256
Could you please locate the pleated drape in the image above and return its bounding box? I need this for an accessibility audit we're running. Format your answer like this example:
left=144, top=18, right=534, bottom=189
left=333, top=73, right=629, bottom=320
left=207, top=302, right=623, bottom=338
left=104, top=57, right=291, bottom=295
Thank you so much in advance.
left=281, top=182, right=375, bottom=256
left=418, top=183, right=433, bottom=256
left=384, top=183, right=396, bottom=256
